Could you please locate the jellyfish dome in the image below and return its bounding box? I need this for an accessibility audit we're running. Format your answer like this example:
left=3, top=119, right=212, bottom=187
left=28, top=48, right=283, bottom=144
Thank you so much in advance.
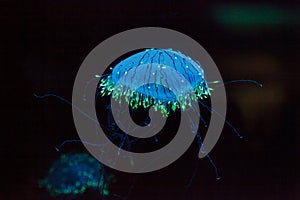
left=99, top=48, right=211, bottom=116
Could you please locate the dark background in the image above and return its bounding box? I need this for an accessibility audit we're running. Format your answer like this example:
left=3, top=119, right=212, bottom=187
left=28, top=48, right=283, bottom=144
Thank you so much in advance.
left=2, top=0, right=299, bottom=199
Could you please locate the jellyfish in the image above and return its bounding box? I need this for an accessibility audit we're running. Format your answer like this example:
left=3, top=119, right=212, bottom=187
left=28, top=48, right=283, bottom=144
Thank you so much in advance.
left=95, top=48, right=220, bottom=178
left=39, top=153, right=114, bottom=197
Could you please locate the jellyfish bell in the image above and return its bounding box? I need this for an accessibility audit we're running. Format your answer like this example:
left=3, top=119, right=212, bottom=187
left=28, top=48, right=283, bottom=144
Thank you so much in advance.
left=99, top=48, right=211, bottom=117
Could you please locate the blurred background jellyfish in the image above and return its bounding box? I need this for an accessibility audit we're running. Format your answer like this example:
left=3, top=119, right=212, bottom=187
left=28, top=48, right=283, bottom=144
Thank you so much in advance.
left=39, top=153, right=114, bottom=198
